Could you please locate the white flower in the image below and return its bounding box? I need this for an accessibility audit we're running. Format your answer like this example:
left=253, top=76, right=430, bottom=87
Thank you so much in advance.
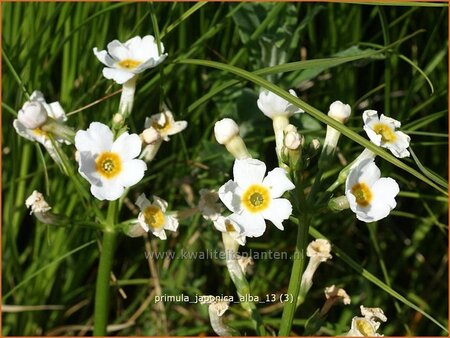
left=363, top=110, right=410, bottom=158
left=25, top=190, right=51, bottom=214
left=93, top=35, right=167, bottom=84
left=135, top=193, right=179, bottom=240
left=144, top=107, right=187, bottom=142
left=346, top=317, right=383, bottom=337
left=345, top=158, right=399, bottom=222
left=257, top=89, right=303, bottom=119
left=13, top=91, right=68, bottom=162
left=346, top=306, right=387, bottom=337
left=300, top=239, right=332, bottom=298
left=218, top=158, right=295, bottom=237
left=257, top=89, right=304, bottom=159
left=213, top=216, right=246, bottom=246
left=328, top=100, right=351, bottom=123
left=214, top=118, right=240, bottom=144
left=75, top=122, right=146, bottom=201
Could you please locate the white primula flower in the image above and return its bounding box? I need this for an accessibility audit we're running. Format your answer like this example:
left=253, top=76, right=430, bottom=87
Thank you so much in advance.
left=363, top=110, right=410, bottom=158
left=13, top=91, right=69, bottom=162
left=346, top=305, right=387, bottom=337
left=75, top=122, right=147, bottom=201
left=257, top=89, right=304, bottom=159
left=93, top=35, right=167, bottom=84
left=213, top=215, right=246, bottom=246
left=144, top=107, right=187, bottom=142
left=218, top=158, right=295, bottom=237
left=135, top=193, right=179, bottom=240
left=257, top=89, right=303, bottom=119
left=345, top=158, right=399, bottom=222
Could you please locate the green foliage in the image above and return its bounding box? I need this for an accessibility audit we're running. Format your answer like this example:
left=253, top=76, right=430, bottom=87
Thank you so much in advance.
left=2, top=2, right=448, bottom=336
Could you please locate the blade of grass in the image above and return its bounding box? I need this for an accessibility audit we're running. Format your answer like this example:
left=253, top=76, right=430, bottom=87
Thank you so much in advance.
left=4, top=240, right=96, bottom=300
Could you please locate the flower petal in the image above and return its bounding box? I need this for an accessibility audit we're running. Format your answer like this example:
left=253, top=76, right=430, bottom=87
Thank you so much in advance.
left=164, top=215, right=179, bottom=232
left=233, top=158, right=266, bottom=190
left=263, top=167, right=295, bottom=198
left=358, top=160, right=381, bottom=186
left=102, top=67, right=135, bottom=84
left=75, top=122, right=113, bottom=154
left=115, top=159, right=147, bottom=188
left=152, top=228, right=167, bottom=240
left=152, top=195, right=168, bottom=212
left=218, top=180, right=243, bottom=213
left=229, top=212, right=266, bottom=238
left=93, top=47, right=116, bottom=67
left=380, top=114, right=401, bottom=129
left=362, top=110, right=380, bottom=127
left=363, top=125, right=382, bottom=146
left=78, top=151, right=101, bottom=186
left=261, top=198, right=292, bottom=230
left=112, top=132, right=142, bottom=160
left=167, top=120, right=188, bottom=136
left=90, top=179, right=125, bottom=201
left=371, top=177, right=399, bottom=209
left=135, top=193, right=151, bottom=210
left=107, top=40, right=131, bottom=60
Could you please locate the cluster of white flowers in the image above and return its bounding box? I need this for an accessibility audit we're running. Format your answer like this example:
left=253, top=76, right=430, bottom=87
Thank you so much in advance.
left=15, top=35, right=188, bottom=241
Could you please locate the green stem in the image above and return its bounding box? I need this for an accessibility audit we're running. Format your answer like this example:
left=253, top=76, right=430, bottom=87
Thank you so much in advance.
left=279, top=168, right=323, bottom=336
left=93, top=202, right=118, bottom=336
left=278, top=214, right=310, bottom=336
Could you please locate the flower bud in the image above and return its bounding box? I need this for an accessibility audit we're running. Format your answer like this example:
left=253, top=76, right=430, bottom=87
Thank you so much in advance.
left=142, top=127, right=160, bottom=144
left=283, top=124, right=302, bottom=150
left=123, top=220, right=147, bottom=238
left=328, top=100, right=351, bottom=123
left=18, top=102, right=48, bottom=129
left=214, top=118, right=240, bottom=144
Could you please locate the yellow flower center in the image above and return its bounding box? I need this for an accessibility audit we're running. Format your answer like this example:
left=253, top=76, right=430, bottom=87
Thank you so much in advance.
left=241, top=184, right=270, bottom=213
left=95, top=152, right=122, bottom=179
left=32, top=128, right=48, bottom=137
left=225, top=221, right=235, bottom=232
left=355, top=318, right=375, bottom=336
left=143, top=205, right=165, bottom=229
left=151, top=113, right=171, bottom=133
left=117, top=59, right=142, bottom=70
left=351, top=182, right=373, bottom=207
left=373, top=123, right=397, bottom=143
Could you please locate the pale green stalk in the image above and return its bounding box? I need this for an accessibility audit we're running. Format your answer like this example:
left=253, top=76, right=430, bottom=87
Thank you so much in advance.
left=222, top=233, right=266, bottom=335
left=93, top=201, right=118, bottom=336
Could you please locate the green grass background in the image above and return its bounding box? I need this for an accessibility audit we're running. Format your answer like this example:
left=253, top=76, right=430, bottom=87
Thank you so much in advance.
left=2, top=2, right=448, bottom=336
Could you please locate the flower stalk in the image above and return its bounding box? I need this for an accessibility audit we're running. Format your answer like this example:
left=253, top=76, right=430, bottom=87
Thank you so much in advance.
left=93, top=201, right=118, bottom=336
left=221, top=233, right=265, bottom=335
left=118, top=77, right=137, bottom=122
